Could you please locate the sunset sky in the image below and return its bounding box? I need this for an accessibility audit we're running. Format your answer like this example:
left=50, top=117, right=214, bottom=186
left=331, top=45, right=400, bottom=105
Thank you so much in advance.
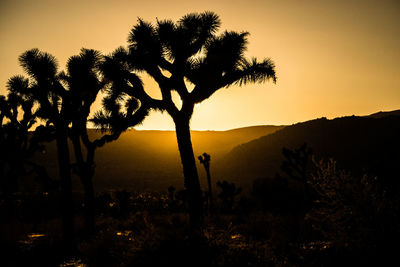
left=1, top=0, right=399, bottom=130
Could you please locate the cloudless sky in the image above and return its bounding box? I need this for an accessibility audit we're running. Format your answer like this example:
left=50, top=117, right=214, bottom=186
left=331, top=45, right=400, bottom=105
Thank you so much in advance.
left=1, top=0, right=399, bottom=130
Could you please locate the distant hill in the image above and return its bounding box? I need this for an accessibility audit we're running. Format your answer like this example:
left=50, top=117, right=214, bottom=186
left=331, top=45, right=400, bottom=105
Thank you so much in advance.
left=29, top=110, right=400, bottom=194
left=31, top=125, right=283, bottom=192
left=216, top=115, right=400, bottom=192
left=366, top=109, right=400, bottom=119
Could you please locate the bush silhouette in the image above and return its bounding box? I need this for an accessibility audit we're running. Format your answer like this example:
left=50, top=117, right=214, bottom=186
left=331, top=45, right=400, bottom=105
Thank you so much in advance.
left=216, top=180, right=242, bottom=212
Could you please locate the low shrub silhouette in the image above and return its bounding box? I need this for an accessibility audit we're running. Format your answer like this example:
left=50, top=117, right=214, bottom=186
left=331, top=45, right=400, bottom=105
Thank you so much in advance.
left=216, top=181, right=242, bottom=213
left=303, top=158, right=400, bottom=265
left=252, top=143, right=315, bottom=215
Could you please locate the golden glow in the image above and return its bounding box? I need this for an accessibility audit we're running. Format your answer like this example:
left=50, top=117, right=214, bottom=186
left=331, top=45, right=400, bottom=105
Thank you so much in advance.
left=1, top=0, right=399, bottom=130
left=20, top=233, right=46, bottom=245
left=116, top=230, right=134, bottom=241
left=27, top=233, right=45, bottom=238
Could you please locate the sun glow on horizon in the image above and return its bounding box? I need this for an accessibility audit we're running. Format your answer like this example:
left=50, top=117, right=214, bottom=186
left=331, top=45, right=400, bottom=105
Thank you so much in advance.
left=1, top=0, right=399, bottom=130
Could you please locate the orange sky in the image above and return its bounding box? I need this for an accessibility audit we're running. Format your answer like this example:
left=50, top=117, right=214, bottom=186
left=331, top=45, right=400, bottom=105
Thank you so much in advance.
left=1, top=0, right=399, bottom=130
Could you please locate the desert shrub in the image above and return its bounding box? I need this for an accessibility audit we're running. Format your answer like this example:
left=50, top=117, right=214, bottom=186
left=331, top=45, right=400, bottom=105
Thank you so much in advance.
left=304, top=158, right=400, bottom=265
left=252, top=175, right=294, bottom=213
left=252, top=144, right=315, bottom=215
left=216, top=181, right=242, bottom=213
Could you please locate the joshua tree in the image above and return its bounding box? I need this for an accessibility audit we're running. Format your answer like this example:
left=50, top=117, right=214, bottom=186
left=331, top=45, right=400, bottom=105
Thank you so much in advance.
left=198, top=152, right=214, bottom=213
left=1, top=86, right=55, bottom=194
left=0, top=83, right=42, bottom=218
left=0, top=83, right=34, bottom=185
left=15, top=49, right=75, bottom=249
left=101, top=11, right=276, bottom=231
left=63, top=48, right=149, bottom=234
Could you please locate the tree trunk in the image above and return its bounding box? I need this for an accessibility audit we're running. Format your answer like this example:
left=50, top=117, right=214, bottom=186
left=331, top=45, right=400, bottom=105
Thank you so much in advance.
left=83, top=147, right=96, bottom=235
left=205, top=166, right=214, bottom=213
left=82, top=173, right=95, bottom=234
left=174, top=119, right=203, bottom=234
left=55, top=127, right=75, bottom=250
left=71, top=134, right=96, bottom=235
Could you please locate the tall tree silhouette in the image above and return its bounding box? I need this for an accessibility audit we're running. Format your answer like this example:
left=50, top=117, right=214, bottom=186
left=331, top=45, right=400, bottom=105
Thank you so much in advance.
left=62, top=48, right=149, bottom=234
left=16, top=49, right=75, bottom=250
left=100, top=12, right=276, bottom=231
left=0, top=81, right=43, bottom=218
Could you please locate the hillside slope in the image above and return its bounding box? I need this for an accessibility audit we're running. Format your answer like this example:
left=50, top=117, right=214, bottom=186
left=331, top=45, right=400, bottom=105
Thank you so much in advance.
left=216, top=115, right=400, bottom=191
left=31, top=125, right=283, bottom=191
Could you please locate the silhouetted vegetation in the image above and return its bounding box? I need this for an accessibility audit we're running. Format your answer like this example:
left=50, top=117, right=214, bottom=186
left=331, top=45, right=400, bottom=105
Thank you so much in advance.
left=92, top=11, right=276, bottom=233
left=216, top=181, right=242, bottom=213
left=1, top=46, right=149, bottom=249
left=65, top=48, right=148, bottom=235
left=4, top=144, right=398, bottom=266
left=198, top=152, right=214, bottom=213
left=220, top=115, right=400, bottom=193
left=1, top=11, right=399, bottom=267
left=0, top=84, right=49, bottom=221
left=12, top=48, right=77, bottom=250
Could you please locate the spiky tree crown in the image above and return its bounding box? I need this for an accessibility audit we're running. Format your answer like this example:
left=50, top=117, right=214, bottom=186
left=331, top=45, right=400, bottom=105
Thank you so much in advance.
left=99, top=11, right=276, bottom=125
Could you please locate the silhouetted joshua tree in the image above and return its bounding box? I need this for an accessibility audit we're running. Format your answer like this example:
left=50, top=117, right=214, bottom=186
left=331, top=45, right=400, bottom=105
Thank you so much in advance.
left=100, top=11, right=276, bottom=232
left=198, top=152, right=214, bottom=213
left=0, top=87, right=34, bottom=192
left=0, top=83, right=45, bottom=218
left=62, top=48, right=149, bottom=234
left=14, top=49, right=75, bottom=250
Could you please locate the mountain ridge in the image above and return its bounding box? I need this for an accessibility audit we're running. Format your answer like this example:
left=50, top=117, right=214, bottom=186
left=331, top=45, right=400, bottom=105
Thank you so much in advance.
left=365, top=109, right=400, bottom=118
left=216, top=114, right=400, bottom=192
left=28, top=109, right=400, bottom=192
